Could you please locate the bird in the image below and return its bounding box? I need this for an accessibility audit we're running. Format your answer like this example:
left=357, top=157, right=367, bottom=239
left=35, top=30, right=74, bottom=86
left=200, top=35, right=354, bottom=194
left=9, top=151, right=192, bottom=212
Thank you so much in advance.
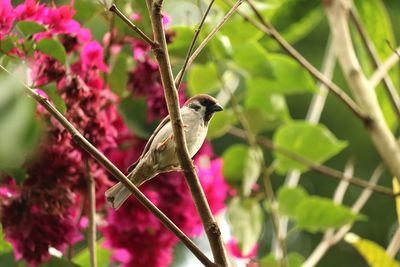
left=105, top=94, right=223, bottom=209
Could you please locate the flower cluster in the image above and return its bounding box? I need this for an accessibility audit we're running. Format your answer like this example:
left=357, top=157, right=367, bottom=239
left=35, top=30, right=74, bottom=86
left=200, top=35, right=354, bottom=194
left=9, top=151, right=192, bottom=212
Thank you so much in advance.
left=0, top=1, right=229, bottom=267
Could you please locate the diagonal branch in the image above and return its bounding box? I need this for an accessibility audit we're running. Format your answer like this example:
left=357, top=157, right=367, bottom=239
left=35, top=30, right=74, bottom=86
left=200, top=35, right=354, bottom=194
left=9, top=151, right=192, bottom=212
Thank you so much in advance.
left=144, top=0, right=230, bottom=265
left=0, top=64, right=216, bottom=267
left=222, top=0, right=368, bottom=124
left=175, top=0, right=216, bottom=90
left=228, top=127, right=394, bottom=197
left=174, top=0, right=244, bottom=87
left=349, top=9, right=400, bottom=121
left=109, top=4, right=156, bottom=47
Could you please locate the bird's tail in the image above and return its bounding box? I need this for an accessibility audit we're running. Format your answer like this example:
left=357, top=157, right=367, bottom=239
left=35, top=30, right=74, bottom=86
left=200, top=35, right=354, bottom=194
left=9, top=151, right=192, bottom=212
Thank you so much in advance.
left=105, top=182, right=131, bottom=210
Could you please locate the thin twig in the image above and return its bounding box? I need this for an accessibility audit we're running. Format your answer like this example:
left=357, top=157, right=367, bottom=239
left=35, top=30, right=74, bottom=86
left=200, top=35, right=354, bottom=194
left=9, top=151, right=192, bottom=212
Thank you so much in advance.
left=109, top=4, right=156, bottom=47
left=386, top=226, right=400, bottom=257
left=303, top=164, right=385, bottom=267
left=144, top=0, right=229, bottom=265
left=85, top=159, right=97, bottom=267
left=370, top=47, right=400, bottom=87
left=349, top=9, right=400, bottom=121
left=174, top=0, right=244, bottom=86
left=228, top=127, right=394, bottom=197
left=221, top=0, right=368, bottom=124
left=275, top=37, right=336, bottom=255
left=175, top=0, right=215, bottom=90
left=0, top=64, right=216, bottom=267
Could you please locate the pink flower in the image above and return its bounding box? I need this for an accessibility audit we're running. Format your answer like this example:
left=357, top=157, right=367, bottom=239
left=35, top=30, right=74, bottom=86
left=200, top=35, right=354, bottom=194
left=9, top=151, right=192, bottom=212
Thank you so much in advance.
left=81, top=41, right=109, bottom=72
left=14, top=0, right=45, bottom=22
left=227, top=238, right=258, bottom=259
left=0, top=0, right=14, bottom=38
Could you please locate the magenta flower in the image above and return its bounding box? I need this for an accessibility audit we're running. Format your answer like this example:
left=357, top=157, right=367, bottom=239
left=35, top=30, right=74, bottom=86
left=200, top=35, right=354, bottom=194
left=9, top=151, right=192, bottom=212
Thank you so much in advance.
left=81, top=41, right=109, bottom=72
left=0, top=0, right=14, bottom=38
left=227, top=238, right=259, bottom=259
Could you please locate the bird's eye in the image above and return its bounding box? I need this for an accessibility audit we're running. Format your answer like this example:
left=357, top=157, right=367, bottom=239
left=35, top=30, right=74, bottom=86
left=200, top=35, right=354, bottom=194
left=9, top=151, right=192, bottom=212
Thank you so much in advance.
left=189, top=103, right=201, bottom=111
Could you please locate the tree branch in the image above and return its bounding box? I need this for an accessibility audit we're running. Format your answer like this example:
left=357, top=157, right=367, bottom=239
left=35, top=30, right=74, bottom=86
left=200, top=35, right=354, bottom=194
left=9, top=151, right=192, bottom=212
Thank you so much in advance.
left=85, top=159, right=97, bottom=267
left=303, top=164, right=384, bottom=267
left=0, top=64, right=216, bottom=267
left=143, top=0, right=229, bottom=265
left=174, top=0, right=244, bottom=86
left=228, top=127, right=394, bottom=197
left=109, top=4, right=156, bottom=47
left=221, top=0, right=368, bottom=124
left=370, top=46, right=400, bottom=87
left=325, top=0, right=400, bottom=184
left=349, top=9, right=400, bottom=121
left=175, top=0, right=216, bottom=90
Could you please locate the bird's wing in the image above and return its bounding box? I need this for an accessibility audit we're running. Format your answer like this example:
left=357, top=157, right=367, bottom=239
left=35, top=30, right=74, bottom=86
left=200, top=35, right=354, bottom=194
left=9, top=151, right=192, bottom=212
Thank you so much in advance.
left=127, top=115, right=171, bottom=172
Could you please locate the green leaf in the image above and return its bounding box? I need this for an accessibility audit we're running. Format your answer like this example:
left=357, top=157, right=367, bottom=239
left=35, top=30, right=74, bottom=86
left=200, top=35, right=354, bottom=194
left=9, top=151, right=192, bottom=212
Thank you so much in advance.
left=188, top=63, right=221, bottom=95
left=168, top=26, right=198, bottom=59
left=273, top=121, right=347, bottom=174
left=345, top=233, right=400, bottom=267
left=0, top=225, right=12, bottom=254
left=233, top=42, right=273, bottom=78
left=0, top=253, right=18, bottom=267
left=243, top=146, right=263, bottom=196
left=4, top=168, right=27, bottom=185
left=246, top=54, right=316, bottom=95
left=277, top=186, right=308, bottom=218
left=222, top=144, right=263, bottom=195
left=74, top=0, right=100, bottom=24
left=227, top=197, right=263, bottom=255
left=72, top=240, right=111, bottom=267
left=109, top=52, right=129, bottom=97
left=268, top=0, right=322, bottom=48
left=0, top=36, right=16, bottom=54
left=207, top=109, right=237, bottom=139
left=0, top=75, right=41, bottom=169
left=36, top=39, right=66, bottom=65
left=287, top=252, right=305, bottom=267
left=260, top=254, right=279, bottom=267
left=220, top=16, right=263, bottom=44
left=16, top=21, right=46, bottom=37
left=296, top=197, right=364, bottom=232
left=41, top=83, right=67, bottom=114
left=39, top=257, right=80, bottom=267
left=118, top=97, right=158, bottom=139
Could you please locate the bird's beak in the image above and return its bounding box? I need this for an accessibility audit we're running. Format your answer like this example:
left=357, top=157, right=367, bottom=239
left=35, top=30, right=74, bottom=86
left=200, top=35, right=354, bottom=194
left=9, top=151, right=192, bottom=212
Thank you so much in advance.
left=211, top=103, right=223, bottom=113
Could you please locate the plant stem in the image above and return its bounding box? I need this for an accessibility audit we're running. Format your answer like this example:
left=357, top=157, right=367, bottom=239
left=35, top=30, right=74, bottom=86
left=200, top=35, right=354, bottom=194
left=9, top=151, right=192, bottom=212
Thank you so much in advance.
left=175, top=0, right=215, bottom=90
left=0, top=64, right=216, bottom=267
left=228, top=127, right=394, bottom=197
left=174, top=0, right=244, bottom=86
left=144, top=0, right=229, bottom=265
left=85, top=159, right=97, bottom=267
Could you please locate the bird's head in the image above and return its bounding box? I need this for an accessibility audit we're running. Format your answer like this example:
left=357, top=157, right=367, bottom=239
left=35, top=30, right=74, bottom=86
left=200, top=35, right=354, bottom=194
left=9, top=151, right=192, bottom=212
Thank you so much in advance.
left=184, top=94, right=223, bottom=125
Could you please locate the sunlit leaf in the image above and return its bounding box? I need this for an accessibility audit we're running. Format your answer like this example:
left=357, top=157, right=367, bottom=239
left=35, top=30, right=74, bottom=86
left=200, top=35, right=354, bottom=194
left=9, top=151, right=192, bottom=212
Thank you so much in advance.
left=36, top=39, right=66, bottom=65
left=260, top=254, right=279, bottom=267
left=296, top=197, right=365, bottom=232
left=74, top=0, right=100, bottom=24
left=233, top=41, right=273, bottom=78
left=72, top=240, right=111, bottom=267
left=222, top=144, right=263, bottom=195
left=277, top=186, right=308, bottom=218
left=345, top=233, right=400, bottom=267
left=393, top=178, right=400, bottom=224
left=188, top=63, right=221, bottom=95
left=207, top=109, right=237, bottom=139
left=221, top=16, right=262, bottom=44
left=16, top=21, right=46, bottom=37
left=228, top=197, right=263, bottom=255
left=287, top=252, right=305, bottom=267
left=0, top=225, right=12, bottom=254
left=109, top=52, right=129, bottom=97
left=273, top=121, right=347, bottom=174
left=247, top=54, right=316, bottom=95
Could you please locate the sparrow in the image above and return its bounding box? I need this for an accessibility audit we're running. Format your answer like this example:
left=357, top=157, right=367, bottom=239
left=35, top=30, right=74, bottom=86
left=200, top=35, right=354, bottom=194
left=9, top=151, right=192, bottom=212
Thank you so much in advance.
left=105, top=94, right=223, bottom=209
